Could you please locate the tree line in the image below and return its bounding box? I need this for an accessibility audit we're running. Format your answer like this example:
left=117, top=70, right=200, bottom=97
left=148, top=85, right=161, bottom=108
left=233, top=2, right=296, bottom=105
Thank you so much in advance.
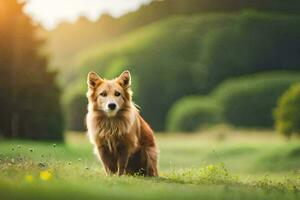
left=0, top=0, right=64, bottom=140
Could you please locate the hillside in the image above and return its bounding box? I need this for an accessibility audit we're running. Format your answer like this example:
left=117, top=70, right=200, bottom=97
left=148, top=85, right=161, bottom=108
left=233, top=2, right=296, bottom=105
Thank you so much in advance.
left=46, top=0, right=300, bottom=71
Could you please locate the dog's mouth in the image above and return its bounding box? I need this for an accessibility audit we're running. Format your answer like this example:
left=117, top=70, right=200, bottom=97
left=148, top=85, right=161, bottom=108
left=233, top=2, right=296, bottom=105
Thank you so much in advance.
left=95, top=108, right=118, bottom=117
left=105, top=110, right=118, bottom=117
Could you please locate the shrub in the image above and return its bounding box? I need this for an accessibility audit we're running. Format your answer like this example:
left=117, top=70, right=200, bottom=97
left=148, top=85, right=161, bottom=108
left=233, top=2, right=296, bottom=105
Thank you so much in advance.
left=166, top=96, right=222, bottom=132
left=274, top=84, right=300, bottom=137
left=213, top=72, right=300, bottom=128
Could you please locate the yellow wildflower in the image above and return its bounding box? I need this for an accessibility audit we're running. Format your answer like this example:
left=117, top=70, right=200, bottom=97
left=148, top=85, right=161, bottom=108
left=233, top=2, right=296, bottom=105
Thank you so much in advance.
left=207, top=165, right=215, bottom=171
left=25, top=175, right=33, bottom=183
left=40, top=170, right=52, bottom=181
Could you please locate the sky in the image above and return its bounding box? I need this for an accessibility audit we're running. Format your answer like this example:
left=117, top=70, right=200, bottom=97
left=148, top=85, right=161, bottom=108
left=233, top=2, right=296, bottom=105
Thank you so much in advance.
left=23, top=0, right=151, bottom=30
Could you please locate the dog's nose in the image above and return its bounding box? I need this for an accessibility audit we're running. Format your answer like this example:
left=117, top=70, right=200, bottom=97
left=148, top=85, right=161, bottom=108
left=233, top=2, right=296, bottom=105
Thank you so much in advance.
left=108, top=103, right=116, bottom=110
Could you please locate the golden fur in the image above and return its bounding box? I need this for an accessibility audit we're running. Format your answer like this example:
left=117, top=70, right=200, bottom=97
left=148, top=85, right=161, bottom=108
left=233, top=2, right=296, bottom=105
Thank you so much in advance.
left=86, top=70, right=158, bottom=176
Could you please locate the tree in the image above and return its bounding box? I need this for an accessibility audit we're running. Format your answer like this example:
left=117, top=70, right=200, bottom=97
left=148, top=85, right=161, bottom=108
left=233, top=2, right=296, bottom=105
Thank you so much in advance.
left=274, top=84, right=300, bottom=138
left=0, top=0, right=64, bottom=140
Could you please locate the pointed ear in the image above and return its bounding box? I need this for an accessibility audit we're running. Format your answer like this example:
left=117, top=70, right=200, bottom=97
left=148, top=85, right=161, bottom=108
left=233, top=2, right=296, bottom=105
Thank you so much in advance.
left=87, top=71, right=102, bottom=89
left=118, top=70, right=131, bottom=88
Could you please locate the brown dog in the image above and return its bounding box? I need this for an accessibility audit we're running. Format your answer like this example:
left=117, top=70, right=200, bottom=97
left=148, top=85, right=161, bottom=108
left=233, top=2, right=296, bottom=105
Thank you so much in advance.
left=86, top=70, right=158, bottom=176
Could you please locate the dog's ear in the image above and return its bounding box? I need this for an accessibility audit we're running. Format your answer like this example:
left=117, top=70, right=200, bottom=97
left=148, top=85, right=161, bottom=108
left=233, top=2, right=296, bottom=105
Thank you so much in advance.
left=118, top=70, right=131, bottom=88
left=87, top=71, right=102, bottom=89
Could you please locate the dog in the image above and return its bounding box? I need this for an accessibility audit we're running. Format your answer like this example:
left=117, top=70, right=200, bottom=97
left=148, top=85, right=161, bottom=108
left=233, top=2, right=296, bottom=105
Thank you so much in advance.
left=86, top=70, right=158, bottom=176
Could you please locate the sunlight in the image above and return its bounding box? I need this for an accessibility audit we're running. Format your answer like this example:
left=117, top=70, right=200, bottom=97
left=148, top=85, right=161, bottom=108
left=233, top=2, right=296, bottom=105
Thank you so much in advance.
left=23, top=0, right=151, bottom=30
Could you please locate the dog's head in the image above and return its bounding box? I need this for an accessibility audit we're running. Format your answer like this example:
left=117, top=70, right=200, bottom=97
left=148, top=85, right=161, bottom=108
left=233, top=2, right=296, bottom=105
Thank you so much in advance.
left=87, top=70, right=132, bottom=117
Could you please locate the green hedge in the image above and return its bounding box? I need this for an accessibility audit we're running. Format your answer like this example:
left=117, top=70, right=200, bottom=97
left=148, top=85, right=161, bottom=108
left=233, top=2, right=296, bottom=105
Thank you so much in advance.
left=166, top=96, right=221, bottom=132
left=213, top=72, right=300, bottom=128
left=274, top=84, right=300, bottom=137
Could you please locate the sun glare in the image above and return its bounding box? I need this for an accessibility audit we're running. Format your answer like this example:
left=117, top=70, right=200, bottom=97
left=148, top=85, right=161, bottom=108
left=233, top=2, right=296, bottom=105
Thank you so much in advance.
left=22, top=0, right=151, bottom=30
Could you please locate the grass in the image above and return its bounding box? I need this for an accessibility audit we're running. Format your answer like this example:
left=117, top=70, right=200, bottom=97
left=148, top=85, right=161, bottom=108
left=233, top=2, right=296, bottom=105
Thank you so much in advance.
left=0, top=128, right=300, bottom=200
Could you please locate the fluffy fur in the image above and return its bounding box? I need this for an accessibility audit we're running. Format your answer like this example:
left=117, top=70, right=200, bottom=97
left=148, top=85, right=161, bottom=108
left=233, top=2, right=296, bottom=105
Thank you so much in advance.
left=86, top=70, right=158, bottom=176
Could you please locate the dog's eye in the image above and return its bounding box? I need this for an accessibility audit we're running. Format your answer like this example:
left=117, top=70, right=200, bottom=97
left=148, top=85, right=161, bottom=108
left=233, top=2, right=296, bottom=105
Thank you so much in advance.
left=115, top=91, right=121, bottom=97
left=100, top=92, right=107, bottom=97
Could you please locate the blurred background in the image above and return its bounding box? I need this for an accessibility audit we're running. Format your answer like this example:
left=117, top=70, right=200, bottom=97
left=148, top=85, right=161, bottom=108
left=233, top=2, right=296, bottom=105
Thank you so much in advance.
left=0, top=0, right=300, bottom=141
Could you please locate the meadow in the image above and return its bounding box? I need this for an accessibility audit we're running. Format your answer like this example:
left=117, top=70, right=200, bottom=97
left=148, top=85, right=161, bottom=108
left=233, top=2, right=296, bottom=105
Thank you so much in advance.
left=1, top=127, right=300, bottom=200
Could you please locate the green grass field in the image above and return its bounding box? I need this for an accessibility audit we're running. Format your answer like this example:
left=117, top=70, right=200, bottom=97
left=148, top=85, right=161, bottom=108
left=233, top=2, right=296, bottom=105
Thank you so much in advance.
left=1, top=128, right=300, bottom=200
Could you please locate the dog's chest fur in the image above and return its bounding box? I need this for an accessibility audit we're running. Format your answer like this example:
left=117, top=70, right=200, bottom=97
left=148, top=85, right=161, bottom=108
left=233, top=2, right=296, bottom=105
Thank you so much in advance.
left=87, top=110, right=139, bottom=154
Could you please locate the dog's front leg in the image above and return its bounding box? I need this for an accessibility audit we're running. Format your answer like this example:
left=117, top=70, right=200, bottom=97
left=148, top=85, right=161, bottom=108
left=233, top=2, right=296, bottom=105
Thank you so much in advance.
left=117, top=145, right=129, bottom=176
left=97, top=146, right=117, bottom=175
